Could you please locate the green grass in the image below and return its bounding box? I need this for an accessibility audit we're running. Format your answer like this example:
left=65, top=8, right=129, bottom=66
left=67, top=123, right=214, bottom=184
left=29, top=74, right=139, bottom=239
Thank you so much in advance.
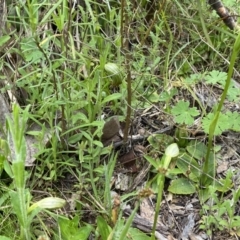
left=0, top=0, right=240, bottom=239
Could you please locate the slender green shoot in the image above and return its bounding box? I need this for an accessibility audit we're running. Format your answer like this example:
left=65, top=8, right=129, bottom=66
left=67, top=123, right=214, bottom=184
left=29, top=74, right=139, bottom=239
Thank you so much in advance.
left=202, top=31, right=240, bottom=185
left=7, top=104, right=30, bottom=240
left=151, top=143, right=179, bottom=240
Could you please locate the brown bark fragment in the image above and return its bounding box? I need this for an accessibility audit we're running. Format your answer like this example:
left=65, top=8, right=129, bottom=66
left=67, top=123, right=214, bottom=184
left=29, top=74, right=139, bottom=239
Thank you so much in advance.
left=208, top=0, right=238, bottom=30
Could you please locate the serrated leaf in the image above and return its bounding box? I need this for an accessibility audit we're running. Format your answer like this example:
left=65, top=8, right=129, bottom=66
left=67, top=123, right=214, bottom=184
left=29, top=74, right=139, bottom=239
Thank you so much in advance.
left=168, top=178, right=196, bottom=194
left=171, top=100, right=199, bottom=125
left=183, top=73, right=202, bottom=85
left=227, top=85, right=240, bottom=102
left=227, top=111, right=240, bottom=131
left=20, top=38, right=44, bottom=63
left=205, top=70, right=227, bottom=85
left=159, top=88, right=178, bottom=101
left=202, top=112, right=230, bottom=135
left=215, top=173, right=233, bottom=192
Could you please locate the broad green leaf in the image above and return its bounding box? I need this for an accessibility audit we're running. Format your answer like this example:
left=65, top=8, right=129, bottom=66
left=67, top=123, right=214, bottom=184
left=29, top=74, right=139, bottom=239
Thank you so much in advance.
left=9, top=191, right=25, bottom=226
left=175, top=127, right=189, bottom=147
left=93, top=140, right=103, bottom=148
left=144, top=155, right=159, bottom=169
left=68, top=133, right=83, bottom=144
left=72, top=112, right=89, bottom=124
left=167, top=168, right=184, bottom=176
left=102, top=93, right=122, bottom=104
left=215, top=179, right=232, bottom=193
left=0, top=35, right=10, bottom=47
left=186, top=141, right=207, bottom=161
left=0, top=236, right=12, bottom=240
left=198, top=188, right=213, bottom=204
left=200, top=151, right=215, bottom=186
left=97, top=216, right=111, bottom=239
left=148, top=91, right=159, bottom=103
left=58, top=216, right=92, bottom=240
left=168, top=178, right=196, bottom=194
left=11, top=161, right=25, bottom=188
left=177, top=153, right=201, bottom=182
left=127, top=228, right=151, bottom=240
left=112, top=218, right=124, bottom=239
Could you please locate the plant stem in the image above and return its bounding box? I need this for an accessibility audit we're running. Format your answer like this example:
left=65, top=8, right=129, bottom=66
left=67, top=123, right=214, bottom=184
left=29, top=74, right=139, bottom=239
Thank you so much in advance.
left=121, top=0, right=132, bottom=143
left=202, top=31, right=240, bottom=185
left=151, top=155, right=171, bottom=239
left=123, top=51, right=132, bottom=143
left=151, top=174, right=165, bottom=240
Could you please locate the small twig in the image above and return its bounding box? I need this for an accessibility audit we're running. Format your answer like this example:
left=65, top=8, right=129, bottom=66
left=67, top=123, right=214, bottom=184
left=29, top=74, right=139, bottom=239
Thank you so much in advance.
left=120, top=0, right=125, bottom=50
left=123, top=51, right=132, bottom=143
left=127, top=162, right=151, bottom=193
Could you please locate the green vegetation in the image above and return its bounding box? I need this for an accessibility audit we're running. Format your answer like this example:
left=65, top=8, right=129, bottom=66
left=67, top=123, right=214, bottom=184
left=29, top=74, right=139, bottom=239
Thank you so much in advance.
left=0, top=0, right=240, bottom=239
